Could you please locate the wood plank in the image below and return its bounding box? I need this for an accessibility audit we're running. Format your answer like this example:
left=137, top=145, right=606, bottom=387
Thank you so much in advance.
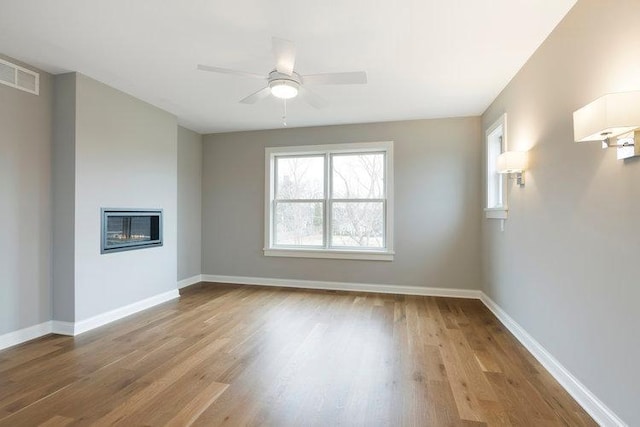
left=0, top=284, right=596, bottom=426
left=37, top=415, right=75, bottom=426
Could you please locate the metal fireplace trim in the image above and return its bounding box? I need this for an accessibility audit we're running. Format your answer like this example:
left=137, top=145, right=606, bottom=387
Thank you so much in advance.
left=101, top=208, right=163, bottom=254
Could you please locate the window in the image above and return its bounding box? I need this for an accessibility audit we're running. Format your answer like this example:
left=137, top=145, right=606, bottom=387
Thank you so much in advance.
left=265, top=141, right=394, bottom=261
left=485, top=114, right=508, bottom=219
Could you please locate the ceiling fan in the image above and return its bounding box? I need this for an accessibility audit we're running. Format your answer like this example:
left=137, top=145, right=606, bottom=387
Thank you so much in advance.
left=197, top=37, right=367, bottom=109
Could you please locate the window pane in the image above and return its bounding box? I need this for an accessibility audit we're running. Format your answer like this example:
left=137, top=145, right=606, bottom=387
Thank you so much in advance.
left=332, top=153, right=384, bottom=199
left=487, top=128, right=504, bottom=208
left=275, top=202, right=324, bottom=246
left=331, top=202, right=384, bottom=248
left=276, top=156, right=324, bottom=200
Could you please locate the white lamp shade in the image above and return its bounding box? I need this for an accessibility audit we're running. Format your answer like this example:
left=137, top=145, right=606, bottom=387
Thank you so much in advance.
left=496, top=151, right=527, bottom=173
left=270, top=80, right=299, bottom=99
left=573, top=90, right=640, bottom=142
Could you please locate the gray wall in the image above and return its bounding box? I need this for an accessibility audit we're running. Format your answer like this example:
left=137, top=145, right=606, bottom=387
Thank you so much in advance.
left=482, top=0, right=639, bottom=424
left=73, top=73, right=178, bottom=321
left=52, top=73, right=76, bottom=322
left=177, top=126, right=202, bottom=281
left=203, top=118, right=482, bottom=289
left=50, top=73, right=179, bottom=323
left=0, top=55, right=52, bottom=335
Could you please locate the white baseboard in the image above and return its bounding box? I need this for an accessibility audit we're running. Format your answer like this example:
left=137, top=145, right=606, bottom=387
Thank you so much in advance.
left=201, top=274, right=481, bottom=299
left=51, top=320, right=75, bottom=336
left=54, top=289, right=180, bottom=336
left=480, top=293, right=626, bottom=427
left=178, top=274, right=203, bottom=289
left=0, top=289, right=181, bottom=347
left=0, top=321, right=53, bottom=351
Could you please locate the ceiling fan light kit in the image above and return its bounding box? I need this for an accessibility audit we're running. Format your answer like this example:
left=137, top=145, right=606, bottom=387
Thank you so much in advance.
left=197, top=37, right=367, bottom=113
left=270, top=80, right=299, bottom=99
left=269, top=72, right=300, bottom=100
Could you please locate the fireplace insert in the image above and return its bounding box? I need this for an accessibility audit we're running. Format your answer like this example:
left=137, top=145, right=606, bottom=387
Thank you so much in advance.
left=101, top=208, right=163, bottom=254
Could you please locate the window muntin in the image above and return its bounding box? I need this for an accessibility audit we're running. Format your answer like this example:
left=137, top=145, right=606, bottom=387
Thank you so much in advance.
left=265, top=142, right=393, bottom=259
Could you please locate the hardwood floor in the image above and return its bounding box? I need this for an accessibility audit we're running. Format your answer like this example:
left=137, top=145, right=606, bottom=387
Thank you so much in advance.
left=0, top=283, right=595, bottom=426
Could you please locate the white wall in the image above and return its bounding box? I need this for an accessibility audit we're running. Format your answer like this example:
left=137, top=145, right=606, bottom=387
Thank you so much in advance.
left=203, top=117, right=482, bottom=289
left=177, top=126, right=203, bottom=281
left=482, top=0, right=640, bottom=424
left=0, top=55, right=52, bottom=334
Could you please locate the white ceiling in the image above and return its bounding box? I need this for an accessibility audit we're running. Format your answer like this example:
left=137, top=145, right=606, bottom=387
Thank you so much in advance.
left=0, top=0, right=577, bottom=134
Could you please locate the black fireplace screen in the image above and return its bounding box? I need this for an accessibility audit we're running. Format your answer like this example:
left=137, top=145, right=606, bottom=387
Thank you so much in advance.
left=101, top=209, right=163, bottom=253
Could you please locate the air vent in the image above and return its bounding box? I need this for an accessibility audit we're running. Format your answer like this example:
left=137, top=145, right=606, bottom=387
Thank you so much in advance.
left=0, top=58, right=39, bottom=95
left=0, top=61, right=16, bottom=85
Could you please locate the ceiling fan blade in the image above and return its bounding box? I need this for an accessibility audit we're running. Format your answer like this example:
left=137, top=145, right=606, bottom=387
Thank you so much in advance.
left=302, top=71, right=367, bottom=85
left=272, top=37, right=296, bottom=76
left=239, top=87, right=271, bottom=104
left=197, top=64, right=266, bottom=80
left=299, top=86, right=329, bottom=109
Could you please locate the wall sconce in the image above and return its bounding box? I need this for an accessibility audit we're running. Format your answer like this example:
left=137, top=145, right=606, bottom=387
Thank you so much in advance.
left=573, top=90, right=640, bottom=160
left=497, top=151, right=528, bottom=186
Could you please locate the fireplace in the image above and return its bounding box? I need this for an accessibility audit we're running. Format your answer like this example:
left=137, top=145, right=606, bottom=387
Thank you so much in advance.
left=101, top=208, right=163, bottom=254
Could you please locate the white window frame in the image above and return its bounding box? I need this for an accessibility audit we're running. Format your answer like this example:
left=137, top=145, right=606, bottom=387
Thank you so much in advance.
left=264, top=141, right=394, bottom=261
left=485, top=114, right=508, bottom=219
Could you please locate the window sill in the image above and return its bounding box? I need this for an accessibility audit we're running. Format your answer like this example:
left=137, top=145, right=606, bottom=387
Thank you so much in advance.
left=264, top=248, right=395, bottom=261
left=485, top=207, right=508, bottom=219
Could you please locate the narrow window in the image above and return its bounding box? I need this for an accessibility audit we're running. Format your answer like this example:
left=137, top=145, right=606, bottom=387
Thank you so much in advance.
left=485, top=114, right=508, bottom=219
